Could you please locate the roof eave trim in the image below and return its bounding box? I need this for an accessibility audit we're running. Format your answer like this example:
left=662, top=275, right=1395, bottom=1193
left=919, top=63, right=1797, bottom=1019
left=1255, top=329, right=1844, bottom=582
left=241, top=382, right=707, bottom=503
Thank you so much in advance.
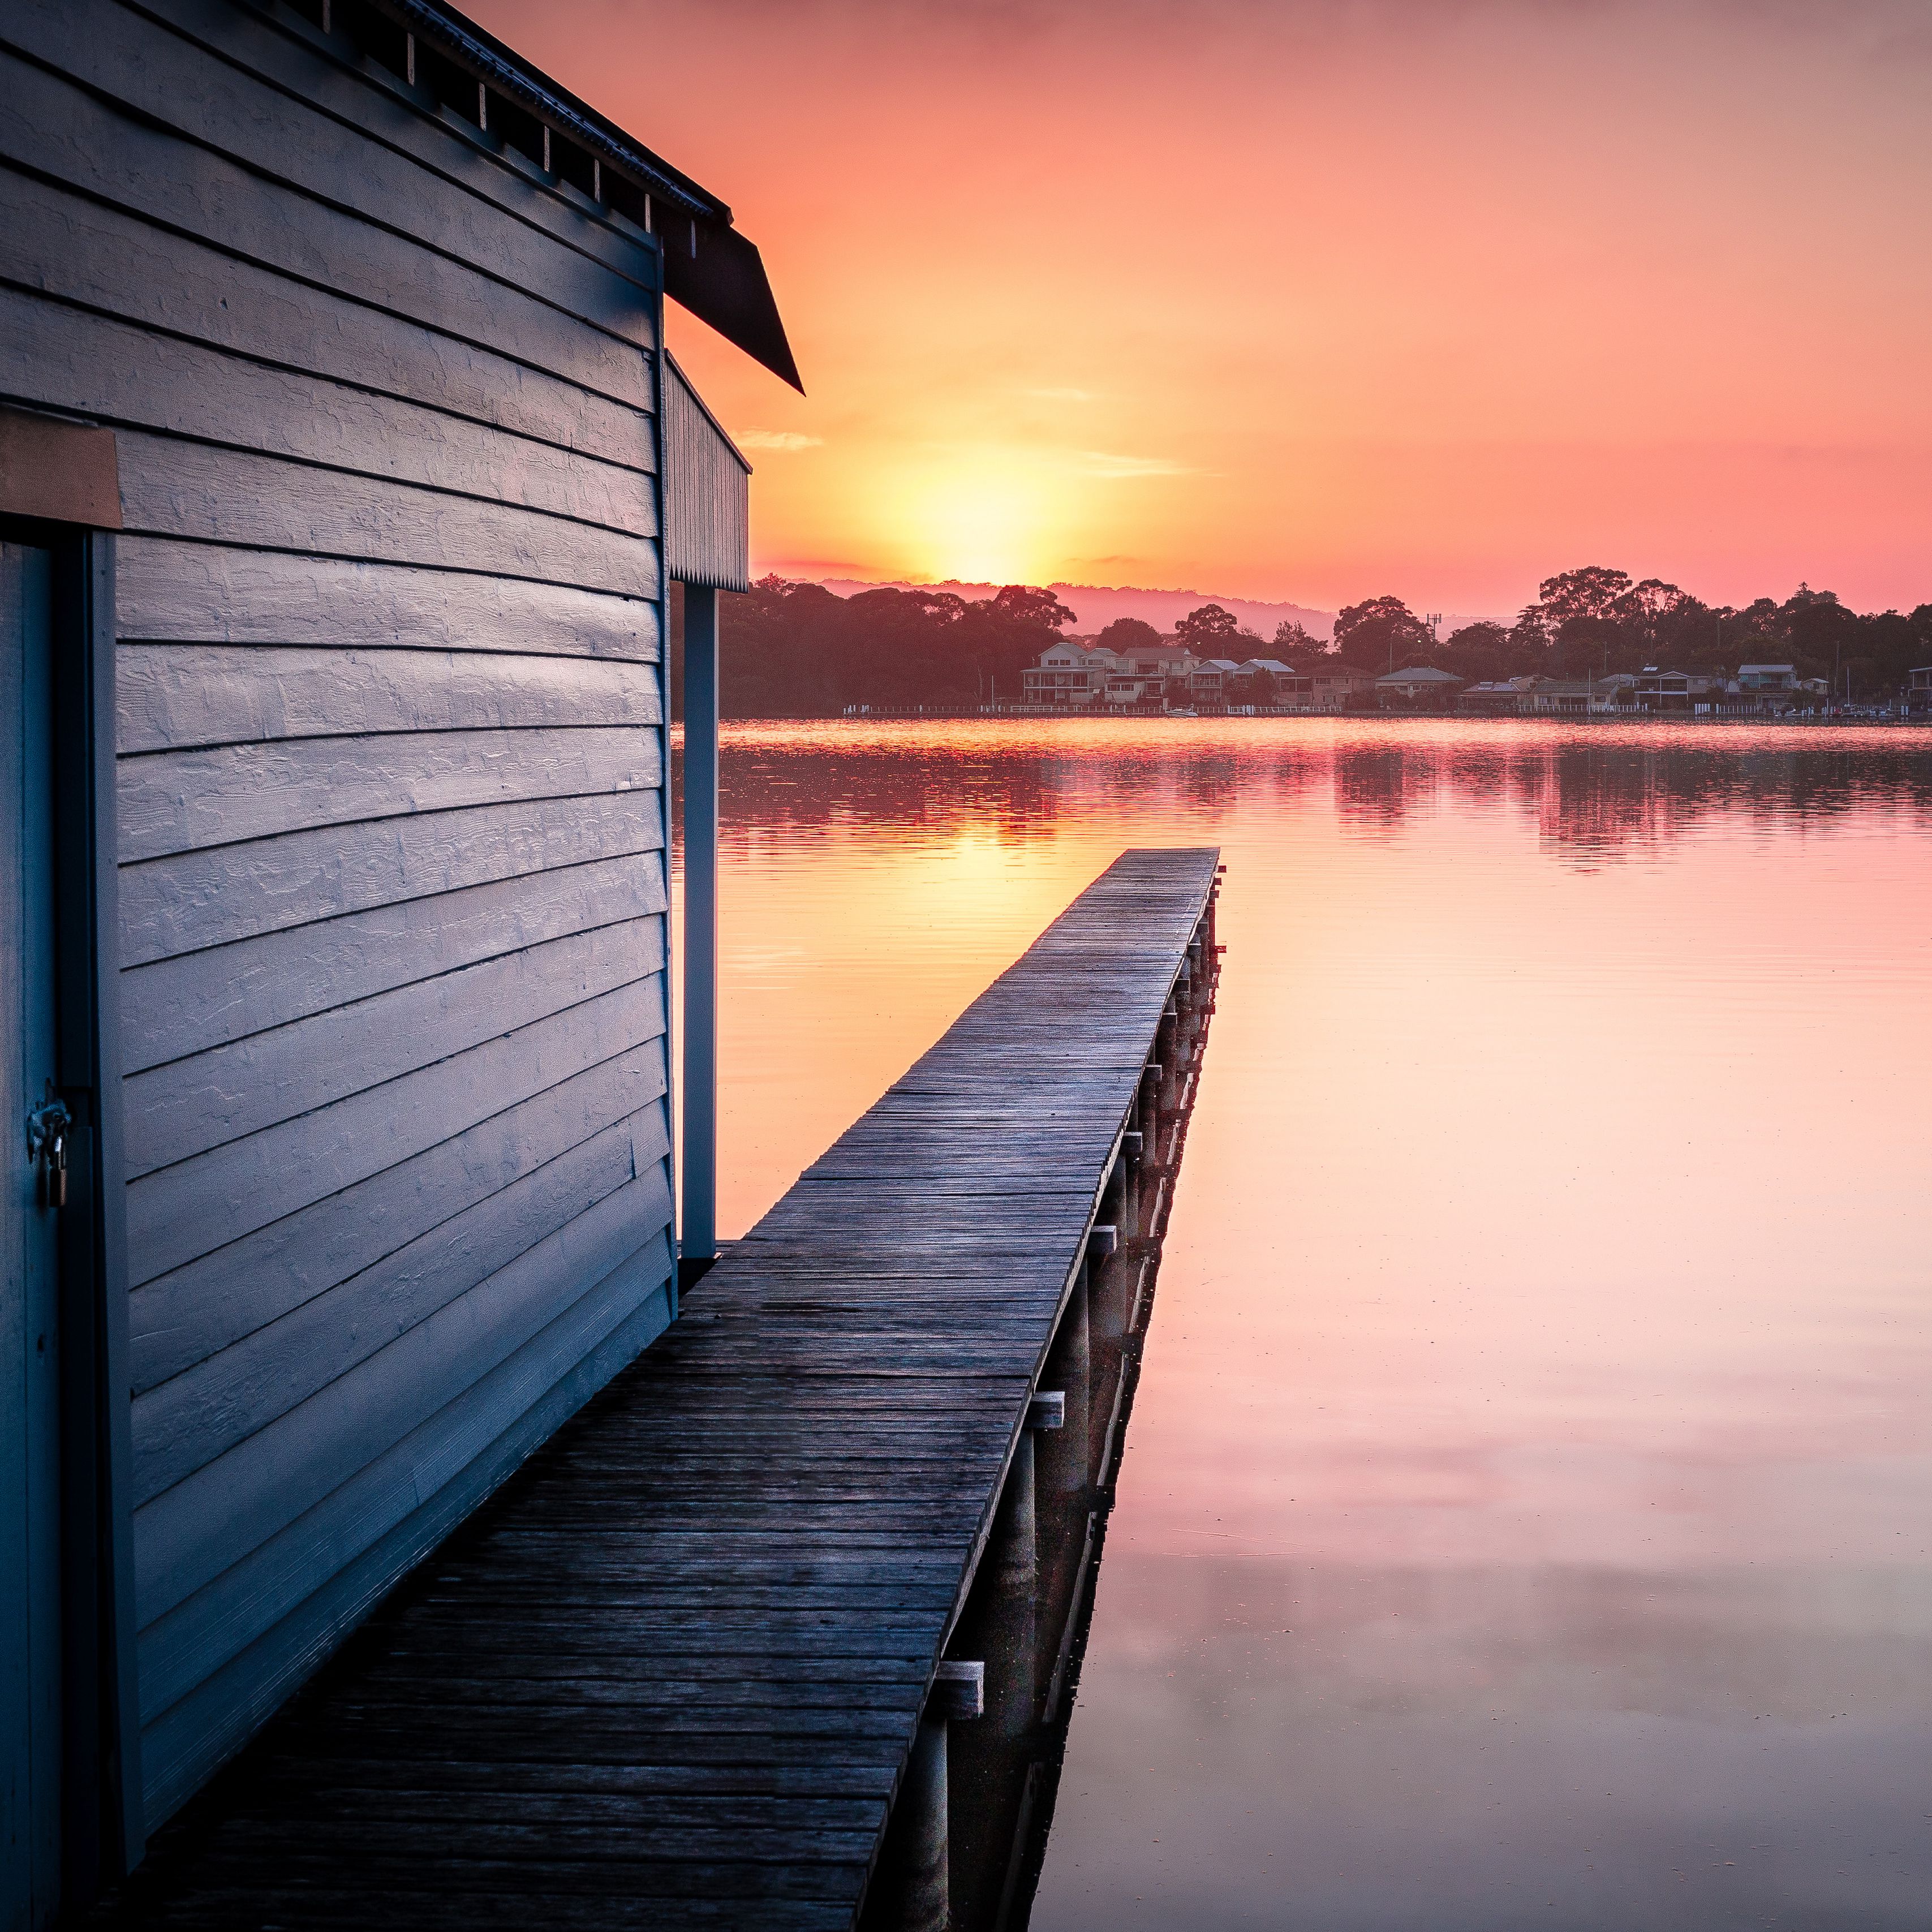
left=385, top=0, right=725, bottom=223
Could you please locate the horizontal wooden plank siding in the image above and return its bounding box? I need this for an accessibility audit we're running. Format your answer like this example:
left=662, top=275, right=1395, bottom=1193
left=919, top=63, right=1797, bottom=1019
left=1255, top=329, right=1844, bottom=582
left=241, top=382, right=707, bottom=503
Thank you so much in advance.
left=662, top=352, right=752, bottom=592
left=97, top=850, right=1223, bottom=1928
left=0, top=0, right=681, bottom=1829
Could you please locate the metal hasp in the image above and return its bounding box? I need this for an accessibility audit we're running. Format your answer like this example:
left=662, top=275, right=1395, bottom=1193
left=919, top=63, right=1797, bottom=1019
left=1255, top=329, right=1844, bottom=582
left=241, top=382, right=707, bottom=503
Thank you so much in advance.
left=25, top=1080, right=71, bottom=1210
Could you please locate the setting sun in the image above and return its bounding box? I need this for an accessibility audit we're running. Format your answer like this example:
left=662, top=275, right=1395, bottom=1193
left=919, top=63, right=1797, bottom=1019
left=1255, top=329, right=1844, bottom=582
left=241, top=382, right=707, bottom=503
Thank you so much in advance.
left=893, top=457, right=1058, bottom=587
left=484, top=0, right=1932, bottom=616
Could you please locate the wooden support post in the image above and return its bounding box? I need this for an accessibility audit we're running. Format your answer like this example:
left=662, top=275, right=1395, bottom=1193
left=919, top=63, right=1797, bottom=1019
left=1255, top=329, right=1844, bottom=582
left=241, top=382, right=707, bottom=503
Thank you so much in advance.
left=1026, top=1389, right=1065, bottom=1431
left=872, top=1716, right=949, bottom=1932
left=981, top=1432, right=1036, bottom=1738
left=1039, top=1275, right=1089, bottom=1523
left=945, top=1402, right=1057, bottom=1925
left=679, top=583, right=718, bottom=1289
left=931, top=1660, right=984, bottom=1720
left=1036, top=1273, right=1090, bottom=1651
left=1088, top=1246, right=1128, bottom=1479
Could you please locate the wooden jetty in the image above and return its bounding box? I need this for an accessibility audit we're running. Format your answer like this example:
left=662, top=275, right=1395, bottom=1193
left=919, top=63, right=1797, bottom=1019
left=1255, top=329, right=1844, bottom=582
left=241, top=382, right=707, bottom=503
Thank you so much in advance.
left=98, top=847, right=1224, bottom=1931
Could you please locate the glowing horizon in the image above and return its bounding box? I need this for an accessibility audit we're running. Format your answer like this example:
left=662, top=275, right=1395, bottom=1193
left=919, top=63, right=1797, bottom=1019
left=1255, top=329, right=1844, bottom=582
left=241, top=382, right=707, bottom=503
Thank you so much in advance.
left=477, top=0, right=1932, bottom=617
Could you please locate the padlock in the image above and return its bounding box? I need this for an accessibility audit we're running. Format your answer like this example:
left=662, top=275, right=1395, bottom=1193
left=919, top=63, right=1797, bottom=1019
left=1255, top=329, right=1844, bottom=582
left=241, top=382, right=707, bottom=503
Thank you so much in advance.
left=25, top=1081, right=72, bottom=1213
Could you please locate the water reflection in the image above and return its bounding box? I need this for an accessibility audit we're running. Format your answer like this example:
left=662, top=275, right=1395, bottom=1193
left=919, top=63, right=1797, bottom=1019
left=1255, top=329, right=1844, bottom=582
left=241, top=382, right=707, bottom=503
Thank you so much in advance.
left=674, top=718, right=1932, bottom=1929
left=685, top=720, right=1932, bottom=868
left=1046, top=1557, right=1931, bottom=1930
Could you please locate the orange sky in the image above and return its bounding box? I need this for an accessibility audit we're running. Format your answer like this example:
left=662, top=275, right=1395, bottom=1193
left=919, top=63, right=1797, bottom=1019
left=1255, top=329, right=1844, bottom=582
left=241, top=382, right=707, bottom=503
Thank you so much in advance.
left=476, top=0, right=1932, bottom=617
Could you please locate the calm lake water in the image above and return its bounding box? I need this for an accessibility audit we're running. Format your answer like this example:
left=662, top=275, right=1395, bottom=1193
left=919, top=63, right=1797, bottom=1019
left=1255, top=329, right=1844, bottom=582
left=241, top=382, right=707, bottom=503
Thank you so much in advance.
left=673, top=718, right=1932, bottom=1931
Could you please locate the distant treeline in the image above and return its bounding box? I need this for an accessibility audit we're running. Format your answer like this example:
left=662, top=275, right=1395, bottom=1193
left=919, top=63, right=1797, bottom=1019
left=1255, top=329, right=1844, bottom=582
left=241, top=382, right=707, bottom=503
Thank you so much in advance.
left=672, top=569, right=1932, bottom=717
left=1319, top=569, right=1932, bottom=697
left=670, top=580, right=1077, bottom=718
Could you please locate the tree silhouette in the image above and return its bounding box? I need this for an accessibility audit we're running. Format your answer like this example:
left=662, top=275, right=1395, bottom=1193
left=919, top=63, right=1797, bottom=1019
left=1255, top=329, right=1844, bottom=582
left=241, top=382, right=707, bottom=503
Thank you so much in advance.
left=1094, top=617, right=1164, bottom=657
left=1176, top=603, right=1242, bottom=648
left=1332, top=595, right=1432, bottom=670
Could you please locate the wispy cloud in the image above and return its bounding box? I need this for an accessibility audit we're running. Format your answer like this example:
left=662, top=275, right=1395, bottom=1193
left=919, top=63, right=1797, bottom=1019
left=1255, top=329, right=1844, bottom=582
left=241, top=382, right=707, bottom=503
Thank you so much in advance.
left=736, top=429, right=824, bottom=451
left=1075, top=451, right=1194, bottom=479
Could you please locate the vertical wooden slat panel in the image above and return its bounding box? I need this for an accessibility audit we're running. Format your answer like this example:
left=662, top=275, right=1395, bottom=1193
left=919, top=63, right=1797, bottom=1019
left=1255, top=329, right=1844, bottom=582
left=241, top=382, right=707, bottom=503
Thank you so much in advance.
left=662, top=354, right=751, bottom=591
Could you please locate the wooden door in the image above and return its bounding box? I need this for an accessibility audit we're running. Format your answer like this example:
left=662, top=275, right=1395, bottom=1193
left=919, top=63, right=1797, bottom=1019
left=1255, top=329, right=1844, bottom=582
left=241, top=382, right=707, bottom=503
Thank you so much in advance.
left=1, top=540, right=61, bottom=1932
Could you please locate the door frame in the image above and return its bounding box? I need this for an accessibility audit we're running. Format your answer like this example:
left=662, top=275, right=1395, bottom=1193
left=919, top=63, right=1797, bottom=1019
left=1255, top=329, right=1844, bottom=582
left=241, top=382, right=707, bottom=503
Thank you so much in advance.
left=0, top=410, right=142, bottom=1904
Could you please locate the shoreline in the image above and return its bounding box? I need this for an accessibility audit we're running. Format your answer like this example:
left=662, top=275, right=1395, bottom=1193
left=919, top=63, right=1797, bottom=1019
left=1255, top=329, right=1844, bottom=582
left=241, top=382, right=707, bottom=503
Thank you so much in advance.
left=825, top=705, right=1931, bottom=726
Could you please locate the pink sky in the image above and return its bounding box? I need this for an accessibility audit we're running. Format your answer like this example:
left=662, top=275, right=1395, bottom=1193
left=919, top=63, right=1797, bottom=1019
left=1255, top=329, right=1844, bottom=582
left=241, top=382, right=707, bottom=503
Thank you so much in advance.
left=476, top=0, right=1932, bottom=617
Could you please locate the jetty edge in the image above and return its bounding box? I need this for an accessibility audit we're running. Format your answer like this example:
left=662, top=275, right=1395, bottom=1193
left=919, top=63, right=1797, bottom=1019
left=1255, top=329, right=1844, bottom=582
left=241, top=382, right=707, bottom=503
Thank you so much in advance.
left=97, top=845, right=1224, bottom=1930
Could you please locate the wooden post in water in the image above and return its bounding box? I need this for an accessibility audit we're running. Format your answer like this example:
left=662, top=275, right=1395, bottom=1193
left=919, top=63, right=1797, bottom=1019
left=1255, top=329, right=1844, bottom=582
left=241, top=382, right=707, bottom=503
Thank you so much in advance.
left=1036, top=1267, right=1091, bottom=1657
left=871, top=1663, right=980, bottom=1932
left=1087, top=1225, right=1127, bottom=1479
left=982, top=1431, right=1039, bottom=1737
left=680, top=583, right=719, bottom=1287
left=876, top=1716, right=949, bottom=1931
left=1040, top=1271, right=1090, bottom=1524
left=945, top=1423, right=1045, bottom=1926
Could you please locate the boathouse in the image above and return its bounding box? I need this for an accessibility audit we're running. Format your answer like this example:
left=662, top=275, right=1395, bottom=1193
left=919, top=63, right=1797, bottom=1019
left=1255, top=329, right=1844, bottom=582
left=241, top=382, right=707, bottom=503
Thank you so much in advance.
left=0, top=0, right=788, bottom=1917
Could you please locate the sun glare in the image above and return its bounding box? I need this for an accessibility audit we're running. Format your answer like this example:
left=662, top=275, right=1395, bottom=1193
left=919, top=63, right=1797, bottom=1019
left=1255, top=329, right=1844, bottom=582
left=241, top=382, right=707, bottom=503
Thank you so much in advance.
left=894, top=455, right=1061, bottom=587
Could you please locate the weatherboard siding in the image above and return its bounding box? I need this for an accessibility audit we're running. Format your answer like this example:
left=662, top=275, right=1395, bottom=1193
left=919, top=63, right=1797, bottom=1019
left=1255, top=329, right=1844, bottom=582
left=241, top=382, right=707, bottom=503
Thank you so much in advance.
left=0, top=0, right=678, bottom=1823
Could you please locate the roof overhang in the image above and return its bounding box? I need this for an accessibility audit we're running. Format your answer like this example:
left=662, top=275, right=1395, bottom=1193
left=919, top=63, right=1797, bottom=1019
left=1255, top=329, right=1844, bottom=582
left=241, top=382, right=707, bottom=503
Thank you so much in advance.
left=389, top=0, right=802, bottom=391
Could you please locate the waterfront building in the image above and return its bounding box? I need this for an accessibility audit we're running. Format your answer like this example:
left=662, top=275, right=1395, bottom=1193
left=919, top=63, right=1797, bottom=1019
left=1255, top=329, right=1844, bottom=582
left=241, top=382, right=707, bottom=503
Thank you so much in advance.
left=1020, top=643, right=1373, bottom=715
left=1634, top=667, right=1725, bottom=709
left=1186, top=657, right=1243, bottom=701
left=1309, top=666, right=1379, bottom=709
left=1231, top=657, right=1296, bottom=697
left=0, top=1, right=787, bottom=1915
left=1376, top=666, right=1466, bottom=708
left=1021, top=639, right=1112, bottom=705
left=1520, top=679, right=1603, bottom=715
left=1737, top=663, right=1799, bottom=690
left=1908, top=668, right=1932, bottom=715
left=1458, top=681, right=1523, bottom=715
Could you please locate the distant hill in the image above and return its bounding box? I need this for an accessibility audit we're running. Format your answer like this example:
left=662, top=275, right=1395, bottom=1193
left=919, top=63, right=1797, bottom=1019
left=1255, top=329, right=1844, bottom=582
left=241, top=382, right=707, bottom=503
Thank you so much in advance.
left=815, top=577, right=1337, bottom=643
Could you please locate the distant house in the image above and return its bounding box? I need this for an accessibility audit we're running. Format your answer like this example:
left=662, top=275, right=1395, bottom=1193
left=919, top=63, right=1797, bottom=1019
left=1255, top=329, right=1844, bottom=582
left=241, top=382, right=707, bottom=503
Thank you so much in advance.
left=1634, top=668, right=1724, bottom=710
left=1022, top=640, right=1109, bottom=706
left=1520, top=679, right=1603, bottom=715
left=1307, top=666, right=1378, bottom=709
left=1103, top=670, right=1173, bottom=707
left=1458, top=682, right=1523, bottom=715
left=1187, top=657, right=1243, bottom=701
left=1110, top=648, right=1199, bottom=708
left=1376, top=666, right=1465, bottom=708
left=1019, top=638, right=1220, bottom=708
left=1737, top=663, right=1798, bottom=690
left=1229, top=657, right=1294, bottom=696
left=1908, top=668, right=1932, bottom=714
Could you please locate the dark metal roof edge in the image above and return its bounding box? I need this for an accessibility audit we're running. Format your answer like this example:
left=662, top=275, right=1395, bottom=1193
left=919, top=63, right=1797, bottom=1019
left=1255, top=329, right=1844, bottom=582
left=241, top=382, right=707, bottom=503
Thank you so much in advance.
left=664, top=352, right=752, bottom=476
left=381, top=0, right=729, bottom=225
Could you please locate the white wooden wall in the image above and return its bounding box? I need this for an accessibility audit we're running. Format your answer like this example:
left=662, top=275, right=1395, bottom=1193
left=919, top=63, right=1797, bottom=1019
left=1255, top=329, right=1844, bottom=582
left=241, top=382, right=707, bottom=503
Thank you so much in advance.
left=0, top=0, right=677, bottom=1823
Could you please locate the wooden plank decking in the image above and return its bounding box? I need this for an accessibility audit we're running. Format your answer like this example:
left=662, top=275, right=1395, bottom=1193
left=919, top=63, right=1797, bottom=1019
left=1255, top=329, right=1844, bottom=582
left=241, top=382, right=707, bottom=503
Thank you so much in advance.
left=100, top=846, right=1222, bottom=1930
